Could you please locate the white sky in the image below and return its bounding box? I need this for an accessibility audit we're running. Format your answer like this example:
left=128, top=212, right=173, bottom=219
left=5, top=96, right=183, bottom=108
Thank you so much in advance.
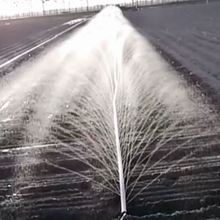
left=0, top=0, right=134, bottom=16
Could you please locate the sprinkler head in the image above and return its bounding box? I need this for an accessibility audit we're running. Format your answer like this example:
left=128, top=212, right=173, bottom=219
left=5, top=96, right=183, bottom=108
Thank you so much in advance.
left=120, top=211, right=127, bottom=220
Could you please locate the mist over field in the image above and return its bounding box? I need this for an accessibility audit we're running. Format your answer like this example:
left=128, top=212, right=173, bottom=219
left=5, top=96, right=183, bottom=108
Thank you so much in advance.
left=0, top=1, right=220, bottom=220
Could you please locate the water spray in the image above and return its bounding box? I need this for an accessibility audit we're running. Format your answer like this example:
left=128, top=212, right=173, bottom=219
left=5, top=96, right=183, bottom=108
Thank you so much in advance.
left=1, top=5, right=219, bottom=220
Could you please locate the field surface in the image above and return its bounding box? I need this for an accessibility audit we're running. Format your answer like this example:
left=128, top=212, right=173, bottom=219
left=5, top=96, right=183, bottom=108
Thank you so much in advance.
left=125, top=1, right=220, bottom=95
left=0, top=13, right=90, bottom=72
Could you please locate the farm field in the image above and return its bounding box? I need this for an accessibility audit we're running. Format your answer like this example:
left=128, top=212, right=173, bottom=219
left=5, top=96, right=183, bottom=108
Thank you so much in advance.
left=0, top=1, right=220, bottom=220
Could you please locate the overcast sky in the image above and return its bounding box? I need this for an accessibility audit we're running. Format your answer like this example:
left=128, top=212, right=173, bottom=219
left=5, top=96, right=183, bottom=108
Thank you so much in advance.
left=0, top=0, right=135, bottom=16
